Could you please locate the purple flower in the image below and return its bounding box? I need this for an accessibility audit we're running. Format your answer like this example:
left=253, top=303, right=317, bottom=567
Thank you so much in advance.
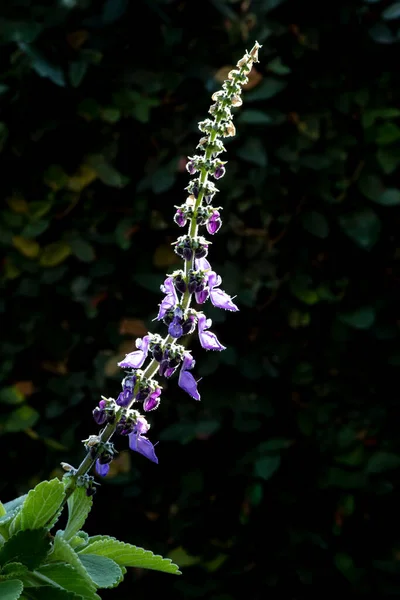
left=118, top=335, right=150, bottom=369
left=143, top=387, right=161, bottom=411
left=96, top=460, right=110, bottom=477
left=197, top=314, right=226, bottom=351
left=207, top=271, right=238, bottom=311
left=174, top=208, right=187, bottom=227
left=157, top=277, right=178, bottom=320
left=178, top=352, right=200, bottom=400
left=168, top=306, right=183, bottom=339
left=214, top=165, right=226, bottom=179
left=186, top=160, right=197, bottom=175
left=194, top=258, right=238, bottom=311
left=129, top=417, right=158, bottom=463
left=206, top=210, right=222, bottom=235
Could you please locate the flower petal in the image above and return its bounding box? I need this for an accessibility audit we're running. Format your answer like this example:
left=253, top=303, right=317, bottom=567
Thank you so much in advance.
left=195, top=257, right=212, bottom=271
left=197, top=314, right=226, bottom=351
left=210, top=288, right=239, bottom=311
left=96, top=460, right=110, bottom=477
left=157, top=294, right=175, bottom=320
left=118, top=335, right=150, bottom=369
left=178, top=370, right=200, bottom=400
left=207, top=271, right=222, bottom=288
left=129, top=433, right=158, bottom=463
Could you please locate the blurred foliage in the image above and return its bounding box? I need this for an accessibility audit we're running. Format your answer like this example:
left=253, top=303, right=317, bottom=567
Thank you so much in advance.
left=1, top=0, right=400, bottom=596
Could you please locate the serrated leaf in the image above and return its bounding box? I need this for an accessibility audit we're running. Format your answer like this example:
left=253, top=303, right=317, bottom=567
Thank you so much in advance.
left=49, top=532, right=96, bottom=590
left=39, top=243, right=72, bottom=267
left=69, top=531, right=89, bottom=550
left=20, top=587, right=81, bottom=599
left=0, top=528, right=50, bottom=570
left=0, top=580, right=23, bottom=600
left=78, top=555, right=123, bottom=588
left=36, top=564, right=100, bottom=599
left=20, top=479, right=65, bottom=531
left=63, top=488, right=93, bottom=541
left=79, top=537, right=181, bottom=575
left=0, top=562, right=28, bottom=579
left=3, top=497, right=26, bottom=515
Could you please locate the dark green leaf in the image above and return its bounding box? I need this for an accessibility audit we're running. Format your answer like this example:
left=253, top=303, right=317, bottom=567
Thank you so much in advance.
left=236, top=138, right=268, bottom=167
left=254, top=455, right=281, bottom=480
left=366, top=452, right=400, bottom=473
left=339, top=306, right=375, bottom=329
left=302, top=211, right=329, bottom=238
left=0, top=528, right=50, bottom=570
left=20, top=479, right=65, bottom=531
left=382, top=2, right=400, bottom=19
left=338, top=208, right=381, bottom=249
left=244, top=78, right=287, bottom=102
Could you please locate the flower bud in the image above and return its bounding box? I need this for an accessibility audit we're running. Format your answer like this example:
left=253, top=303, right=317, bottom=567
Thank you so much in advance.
left=174, top=208, right=187, bottom=227
left=206, top=210, right=222, bottom=235
left=186, top=160, right=197, bottom=175
left=214, top=165, right=225, bottom=180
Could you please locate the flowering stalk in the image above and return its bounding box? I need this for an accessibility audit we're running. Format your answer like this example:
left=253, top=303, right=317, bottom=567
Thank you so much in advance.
left=64, top=42, right=261, bottom=498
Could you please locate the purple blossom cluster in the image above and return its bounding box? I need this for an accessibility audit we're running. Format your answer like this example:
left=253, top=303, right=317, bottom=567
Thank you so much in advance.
left=89, top=42, right=261, bottom=477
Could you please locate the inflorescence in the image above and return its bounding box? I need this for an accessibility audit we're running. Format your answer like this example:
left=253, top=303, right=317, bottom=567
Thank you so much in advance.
left=72, top=42, right=261, bottom=486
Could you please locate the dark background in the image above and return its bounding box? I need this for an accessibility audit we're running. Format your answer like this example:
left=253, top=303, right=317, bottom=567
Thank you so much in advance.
left=1, top=0, right=400, bottom=596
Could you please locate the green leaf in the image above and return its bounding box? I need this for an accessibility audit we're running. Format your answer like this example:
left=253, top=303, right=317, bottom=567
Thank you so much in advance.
left=20, top=44, right=65, bottom=87
left=88, top=155, right=129, bottom=188
left=0, top=580, right=23, bottom=600
left=236, top=138, right=268, bottom=167
left=301, top=211, right=329, bottom=238
left=0, top=502, right=6, bottom=518
left=36, top=564, right=100, bottom=599
left=244, top=78, right=287, bottom=102
left=69, top=61, right=88, bottom=88
left=382, top=2, right=400, bottom=19
left=63, top=488, right=93, bottom=541
left=3, top=497, right=27, bottom=515
left=19, top=589, right=81, bottom=600
left=339, top=306, right=375, bottom=329
left=49, top=532, right=95, bottom=588
left=377, top=148, right=400, bottom=174
left=237, top=110, right=272, bottom=125
left=4, top=406, right=39, bottom=433
left=69, top=239, right=96, bottom=263
left=0, top=510, right=20, bottom=539
left=20, top=479, right=65, bottom=531
left=377, top=188, right=400, bottom=205
left=0, top=528, right=50, bottom=570
left=268, top=56, right=291, bottom=74
left=79, top=537, right=181, bottom=575
left=376, top=122, right=400, bottom=145
left=358, top=174, right=384, bottom=201
left=40, top=243, right=72, bottom=267
left=0, top=387, right=25, bottom=406
left=366, top=451, right=400, bottom=473
left=166, top=546, right=200, bottom=568
left=0, top=562, right=28, bottom=579
left=254, top=455, right=281, bottom=480
left=338, top=208, right=381, bottom=250
left=78, top=555, right=123, bottom=589
left=362, top=107, right=400, bottom=128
